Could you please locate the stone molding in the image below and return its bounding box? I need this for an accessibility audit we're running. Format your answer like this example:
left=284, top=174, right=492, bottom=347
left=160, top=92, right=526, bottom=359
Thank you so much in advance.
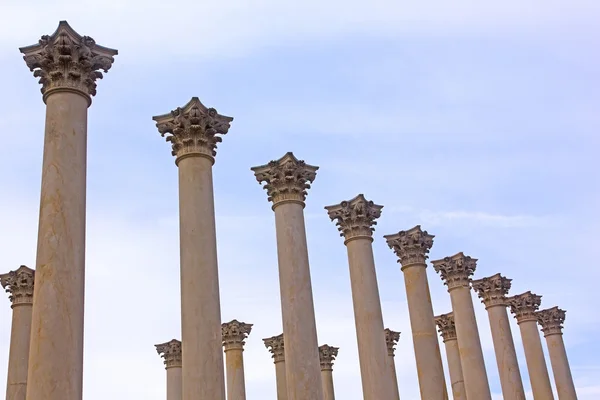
left=435, top=312, right=457, bottom=342
left=325, top=194, right=383, bottom=243
left=431, top=252, right=477, bottom=290
left=19, top=20, right=117, bottom=103
left=318, top=344, right=339, bottom=371
left=508, top=291, right=542, bottom=323
left=471, top=273, right=512, bottom=309
left=536, top=306, right=566, bottom=337
left=384, top=225, right=434, bottom=268
left=155, top=339, right=182, bottom=369
left=222, top=319, right=253, bottom=351
left=251, top=152, right=318, bottom=209
left=152, top=97, right=233, bottom=163
left=0, top=265, right=35, bottom=307
left=384, top=328, right=401, bottom=357
left=263, top=333, right=285, bottom=363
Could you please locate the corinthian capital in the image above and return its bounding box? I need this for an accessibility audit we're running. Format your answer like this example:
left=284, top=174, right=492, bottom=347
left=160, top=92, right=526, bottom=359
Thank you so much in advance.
left=431, top=252, right=477, bottom=290
left=318, top=344, right=339, bottom=370
left=153, top=97, right=233, bottom=163
left=471, top=273, right=512, bottom=309
left=536, top=306, right=566, bottom=337
left=155, top=339, right=182, bottom=369
left=384, top=328, right=401, bottom=356
left=251, top=152, right=318, bottom=208
left=19, top=21, right=117, bottom=103
left=435, top=312, right=457, bottom=342
left=384, top=225, right=434, bottom=268
left=263, top=333, right=285, bottom=363
left=1, top=266, right=35, bottom=307
left=325, top=194, right=383, bottom=243
left=508, top=291, right=542, bottom=323
left=222, top=319, right=253, bottom=351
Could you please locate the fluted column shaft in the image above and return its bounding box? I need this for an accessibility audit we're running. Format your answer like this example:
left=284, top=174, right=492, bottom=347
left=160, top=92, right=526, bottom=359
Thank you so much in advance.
left=19, top=23, right=117, bottom=400
left=435, top=313, right=465, bottom=400
left=177, top=155, right=225, bottom=399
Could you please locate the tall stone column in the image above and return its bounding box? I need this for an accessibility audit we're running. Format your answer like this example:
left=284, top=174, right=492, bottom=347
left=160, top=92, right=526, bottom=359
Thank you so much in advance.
left=1, top=266, right=35, bottom=400
left=153, top=98, right=233, bottom=400
left=472, top=274, right=525, bottom=400
left=432, top=253, right=492, bottom=400
left=222, top=320, right=253, bottom=400
left=384, top=226, right=448, bottom=399
left=264, top=334, right=287, bottom=400
left=537, top=307, right=577, bottom=400
left=384, top=328, right=401, bottom=400
left=325, top=194, right=393, bottom=399
left=252, top=153, right=323, bottom=400
left=19, top=21, right=117, bottom=400
left=155, top=340, right=183, bottom=400
left=435, top=313, right=466, bottom=400
left=508, top=292, right=555, bottom=400
left=318, top=345, right=339, bottom=400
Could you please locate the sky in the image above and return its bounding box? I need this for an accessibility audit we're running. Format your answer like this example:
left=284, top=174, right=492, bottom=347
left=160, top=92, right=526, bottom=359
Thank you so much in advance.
left=0, top=1, right=599, bottom=399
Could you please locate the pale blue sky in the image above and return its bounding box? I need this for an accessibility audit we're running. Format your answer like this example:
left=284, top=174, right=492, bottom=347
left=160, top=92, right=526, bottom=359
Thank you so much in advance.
left=1, top=1, right=599, bottom=399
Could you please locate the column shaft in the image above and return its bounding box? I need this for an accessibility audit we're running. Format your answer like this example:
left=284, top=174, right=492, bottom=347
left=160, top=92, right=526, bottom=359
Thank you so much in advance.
left=273, top=202, right=323, bottom=400
left=487, top=305, right=525, bottom=400
left=225, top=348, right=247, bottom=400
left=6, top=305, right=33, bottom=400
left=403, top=265, right=447, bottom=398
left=449, top=286, right=491, bottom=399
left=519, top=321, right=555, bottom=399
left=387, top=356, right=400, bottom=400
left=444, top=339, right=466, bottom=400
left=321, top=369, right=335, bottom=400
left=27, top=91, right=88, bottom=400
left=546, top=334, right=577, bottom=400
left=178, top=155, right=225, bottom=400
left=345, top=238, right=391, bottom=399
left=166, top=367, right=182, bottom=400
left=275, top=361, right=288, bottom=400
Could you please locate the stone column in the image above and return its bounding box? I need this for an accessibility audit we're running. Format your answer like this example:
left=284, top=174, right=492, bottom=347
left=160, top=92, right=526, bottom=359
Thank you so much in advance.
left=508, top=292, right=555, bottom=400
left=153, top=98, right=233, bottom=400
left=384, top=328, right=401, bottom=400
left=264, top=334, right=287, bottom=400
left=222, top=320, right=253, bottom=400
left=252, top=153, right=323, bottom=400
left=155, top=340, right=183, bottom=400
left=384, top=226, right=448, bottom=399
left=472, top=274, right=525, bottom=400
left=325, top=194, right=393, bottom=399
left=435, top=313, right=466, bottom=400
left=432, top=253, right=492, bottom=400
left=318, top=345, right=339, bottom=400
left=537, top=307, right=577, bottom=400
left=19, top=21, right=117, bottom=400
left=1, top=266, right=35, bottom=400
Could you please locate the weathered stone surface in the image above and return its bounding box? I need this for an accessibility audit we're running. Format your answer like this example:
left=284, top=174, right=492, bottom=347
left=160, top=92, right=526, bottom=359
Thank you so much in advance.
left=431, top=252, right=477, bottom=290
left=325, top=194, right=383, bottom=243
left=264, top=334, right=287, bottom=400
left=435, top=313, right=465, bottom=400
left=384, top=225, right=434, bottom=267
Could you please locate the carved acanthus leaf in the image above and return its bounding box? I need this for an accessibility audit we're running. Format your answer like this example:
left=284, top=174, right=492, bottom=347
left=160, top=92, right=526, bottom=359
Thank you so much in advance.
left=263, top=333, right=285, bottom=363
left=325, top=194, right=383, bottom=242
left=384, top=328, right=401, bottom=356
left=435, top=312, right=457, bottom=342
left=0, top=265, right=35, bottom=306
left=508, top=291, right=542, bottom=323
left=471, top=273, right=512, bottom=308
left=318, top=344, right=339, bottom=370
left=19, top=21, right=117, bottom=99
left=384, top=225, right=435, bottom=267
left=432, top=252, right=477, bottom=290
left=251, top=152, right=318, bottom=206
left=536, top=306, right=566, bottom=336
left=152, top=97, right=233, bottom=160
left=155, top=339, right=182, bottom=368
left=222, top=319, right=253, bottom=349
